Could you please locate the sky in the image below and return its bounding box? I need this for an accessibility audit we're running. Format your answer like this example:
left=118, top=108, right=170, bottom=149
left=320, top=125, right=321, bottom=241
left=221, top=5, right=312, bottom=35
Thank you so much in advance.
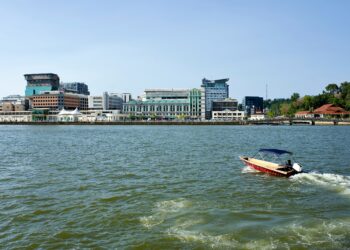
left=0, top=0, right=349, bottom=101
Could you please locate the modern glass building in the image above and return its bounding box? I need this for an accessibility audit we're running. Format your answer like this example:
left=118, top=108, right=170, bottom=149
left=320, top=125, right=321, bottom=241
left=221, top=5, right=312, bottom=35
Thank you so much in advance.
left=201, top=78, right=229, bottom=119
left=24, top=73, right=60, bottom=96
left=212, top=98, right=238, bottom=111
left=62, top=82, right=90, bottom=95
left=242, top=96, right=264, bottom=115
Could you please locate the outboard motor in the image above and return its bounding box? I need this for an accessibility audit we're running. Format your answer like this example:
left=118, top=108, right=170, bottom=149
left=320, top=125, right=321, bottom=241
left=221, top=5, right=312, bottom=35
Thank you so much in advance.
left=292, top=163, right=303, bottom=173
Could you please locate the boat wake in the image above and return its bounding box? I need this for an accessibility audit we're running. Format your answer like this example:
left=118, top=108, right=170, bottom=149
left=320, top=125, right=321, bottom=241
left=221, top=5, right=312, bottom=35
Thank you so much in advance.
left=290, top=172, right=350, bottom=196
left=241, top=166, right=259, bottom=174
left=139, top=198, right=192, bottom=229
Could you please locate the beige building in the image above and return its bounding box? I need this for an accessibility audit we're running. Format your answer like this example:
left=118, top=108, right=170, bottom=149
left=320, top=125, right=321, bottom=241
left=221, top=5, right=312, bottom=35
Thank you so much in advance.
left=212, top=110, right=245, bottom=120
left=0, top=111, right=32, bottom=122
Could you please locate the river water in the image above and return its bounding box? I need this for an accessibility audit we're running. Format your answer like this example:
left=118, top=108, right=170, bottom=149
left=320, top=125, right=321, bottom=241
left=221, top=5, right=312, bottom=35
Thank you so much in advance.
left=0, top=125, right=349, bottom=249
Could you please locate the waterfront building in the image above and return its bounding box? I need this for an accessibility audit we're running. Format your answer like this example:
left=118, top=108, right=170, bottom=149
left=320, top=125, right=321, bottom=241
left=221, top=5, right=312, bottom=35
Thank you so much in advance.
left=61, top=82, right=90, bottom=95
left=30, top=91, right=88, bottom=110
left=24, top=73, right=60, bottom=96
left=242, top=96, right=264, bottom=115
left=88, top=92, right=123, bottom=110
left=123, top=88, right=202, bottom=119
left=212, top=110, right=245, bottom=120
left=57, top=108, right=82, bottom=122
left=248, top=113, right=267, bottom=120
left=201, top=78, right=229, bottom=119
left=0, top=111, right=32, bottom=122
left=294, top=111, right=315, bottom=119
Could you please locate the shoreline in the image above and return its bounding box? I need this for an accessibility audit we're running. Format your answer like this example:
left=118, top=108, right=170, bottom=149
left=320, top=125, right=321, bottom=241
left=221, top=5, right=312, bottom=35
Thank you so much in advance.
left=1, top=120, right=350, bottom=126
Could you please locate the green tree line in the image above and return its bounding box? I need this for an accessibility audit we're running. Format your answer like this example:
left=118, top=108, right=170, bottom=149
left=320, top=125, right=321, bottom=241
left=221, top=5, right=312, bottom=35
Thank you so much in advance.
left=264, top=82, right=350, bottom=117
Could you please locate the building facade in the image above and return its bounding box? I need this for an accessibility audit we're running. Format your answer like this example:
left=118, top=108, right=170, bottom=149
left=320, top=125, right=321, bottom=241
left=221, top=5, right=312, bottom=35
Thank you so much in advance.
left=88, top=96, right=103, bottom=110
left=212, top=110, right=245, bottom=120
left=201, top=78, right=229, bottom=119
left=122, top=93, right=132, bottom=103
left=242, top=96, right=264, bottom=115
left=123, top=88, right=202, bottom=119
left=61, top=82, right=90, bottom=95
left=108, top=93, right=123, bottom=110
left=0, top=95, right=28, bottom=111
left=212, top=98, right=238, bottom=111
left=24, top=73, right=60, bottom=96
left=88, top=92, right=123, bottom=110
left=30, top=91, right=88, bottom=110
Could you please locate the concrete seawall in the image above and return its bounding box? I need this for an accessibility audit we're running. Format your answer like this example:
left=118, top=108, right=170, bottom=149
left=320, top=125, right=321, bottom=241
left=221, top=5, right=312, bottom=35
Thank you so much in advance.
left=1, top=120, right=349, bottom=126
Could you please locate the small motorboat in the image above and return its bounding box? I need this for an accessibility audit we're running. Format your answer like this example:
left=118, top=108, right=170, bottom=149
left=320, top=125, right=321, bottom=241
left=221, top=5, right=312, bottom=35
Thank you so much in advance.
left=239, top=148, right=303, bottom=177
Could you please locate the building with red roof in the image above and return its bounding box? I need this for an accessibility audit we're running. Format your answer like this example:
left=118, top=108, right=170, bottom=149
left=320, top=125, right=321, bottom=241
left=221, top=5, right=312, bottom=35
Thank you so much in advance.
left=295, top=104, right=350, bottom=119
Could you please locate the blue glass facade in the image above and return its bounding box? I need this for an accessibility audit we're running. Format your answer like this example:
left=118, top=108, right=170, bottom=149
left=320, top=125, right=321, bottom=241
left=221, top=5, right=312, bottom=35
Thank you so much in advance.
left=25, top=85, right=54, bottom=96
left=24, top=73, right=60, bottom=97
left=201, top=78, right=229, bottom=119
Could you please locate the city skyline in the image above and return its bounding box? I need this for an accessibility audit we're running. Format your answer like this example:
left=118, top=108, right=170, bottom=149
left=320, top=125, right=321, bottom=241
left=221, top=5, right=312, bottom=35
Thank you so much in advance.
left=1, top=0, right=350, bottom=100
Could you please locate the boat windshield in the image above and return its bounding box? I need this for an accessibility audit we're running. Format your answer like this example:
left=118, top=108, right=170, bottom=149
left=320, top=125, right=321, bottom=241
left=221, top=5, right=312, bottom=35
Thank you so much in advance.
left=258, top=148, right=292, bottom=155
left=255, top=149, right=294, bottom=165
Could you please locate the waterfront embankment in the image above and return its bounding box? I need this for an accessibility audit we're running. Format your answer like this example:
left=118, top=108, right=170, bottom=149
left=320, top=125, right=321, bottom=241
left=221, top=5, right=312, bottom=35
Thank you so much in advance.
left=1, top=119, right=350, bottom=125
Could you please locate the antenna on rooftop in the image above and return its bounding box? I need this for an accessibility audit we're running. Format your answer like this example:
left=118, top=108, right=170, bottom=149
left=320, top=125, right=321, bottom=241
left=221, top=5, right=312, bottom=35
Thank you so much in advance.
left=265, top=84, right=268, bottom=100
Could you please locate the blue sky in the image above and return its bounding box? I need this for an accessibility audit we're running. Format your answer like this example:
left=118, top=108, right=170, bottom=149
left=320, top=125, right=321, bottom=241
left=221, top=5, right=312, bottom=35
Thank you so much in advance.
left=0, top=0, right=349, bottom=100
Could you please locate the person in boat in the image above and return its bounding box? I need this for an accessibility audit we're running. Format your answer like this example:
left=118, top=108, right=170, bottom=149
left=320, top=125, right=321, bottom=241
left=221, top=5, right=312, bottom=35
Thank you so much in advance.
left=286, top=159, right=292, bottom=167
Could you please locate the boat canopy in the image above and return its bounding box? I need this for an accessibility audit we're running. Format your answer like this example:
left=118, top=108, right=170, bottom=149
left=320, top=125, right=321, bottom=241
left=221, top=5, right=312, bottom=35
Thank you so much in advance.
left=259, top=148, right=292, bottom=155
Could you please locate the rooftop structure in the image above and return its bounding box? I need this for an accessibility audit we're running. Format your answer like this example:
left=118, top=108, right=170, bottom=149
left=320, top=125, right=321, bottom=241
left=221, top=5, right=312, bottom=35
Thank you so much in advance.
left=314, top=104, right=349, bottom=115
left=122, top=93, right=132, bottom=103
left=24, top=73, right=60, bottom=96
left=144, top=89, right=189, bottom=100
left=61, top=82, right=90, bottom=95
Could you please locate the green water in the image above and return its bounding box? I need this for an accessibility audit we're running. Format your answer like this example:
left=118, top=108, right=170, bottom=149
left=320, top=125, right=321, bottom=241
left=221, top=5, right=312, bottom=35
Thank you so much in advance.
left=0, top=125, right=349, bottom=249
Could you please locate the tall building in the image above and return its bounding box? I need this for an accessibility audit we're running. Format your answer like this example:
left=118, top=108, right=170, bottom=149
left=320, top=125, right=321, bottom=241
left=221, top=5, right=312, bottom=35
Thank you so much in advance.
left=242, top=96, right=263, bottom=115
left=24, top=73, right=60, bottom=96
left=62, top=82, right=90, bottom=95
left=201, top=78, right=229, bottom=119
left=123, top=88, right=202, bottom=119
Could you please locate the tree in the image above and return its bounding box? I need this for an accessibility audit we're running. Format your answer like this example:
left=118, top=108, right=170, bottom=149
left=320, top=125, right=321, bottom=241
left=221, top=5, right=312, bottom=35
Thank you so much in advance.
left=302, top=95, right=313, bottom=111
left=291, top=93, right=300, bottom=102
left=280, top=103, right=291, bottom=117
left=325, top=83, right=339, bottom=95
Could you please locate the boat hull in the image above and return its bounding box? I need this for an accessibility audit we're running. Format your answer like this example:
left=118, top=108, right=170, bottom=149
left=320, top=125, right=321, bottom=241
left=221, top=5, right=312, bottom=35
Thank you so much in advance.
left=240, top=157, right=297, bottom=178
